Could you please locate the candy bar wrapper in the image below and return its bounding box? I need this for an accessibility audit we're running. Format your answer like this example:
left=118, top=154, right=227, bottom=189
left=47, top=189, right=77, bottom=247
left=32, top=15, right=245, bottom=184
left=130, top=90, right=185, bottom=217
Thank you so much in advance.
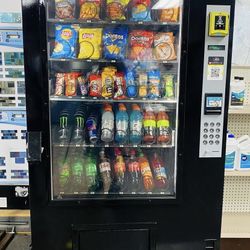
left=65, top=72, right=78, bottom=96
left=114, top=72, right=126, bottom=99
left=89, top=74, right=102, bottom=97
left=55, top=73, right=65, bottom=96
left=78, top=75, right=88, bottom=96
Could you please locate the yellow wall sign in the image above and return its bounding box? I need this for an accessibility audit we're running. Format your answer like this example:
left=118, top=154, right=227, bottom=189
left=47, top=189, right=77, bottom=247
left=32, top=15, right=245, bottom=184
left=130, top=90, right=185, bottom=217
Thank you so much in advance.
left=209, top=12, right=229, bottom=37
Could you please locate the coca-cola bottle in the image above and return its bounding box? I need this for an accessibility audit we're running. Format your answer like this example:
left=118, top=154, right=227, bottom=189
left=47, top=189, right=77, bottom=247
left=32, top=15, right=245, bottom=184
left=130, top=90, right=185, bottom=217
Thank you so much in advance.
left=98, top=148, right=112, bottom=192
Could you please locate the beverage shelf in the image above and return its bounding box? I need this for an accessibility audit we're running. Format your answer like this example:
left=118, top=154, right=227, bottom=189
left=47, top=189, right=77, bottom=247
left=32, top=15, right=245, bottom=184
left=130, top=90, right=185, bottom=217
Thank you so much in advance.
left=53, top=142, right=174, bottom=149
left=50, top=95, right=177, bottom=104
left=49, top=57, right=178, bottom=65
left=47, top=18, right=180, bottom=27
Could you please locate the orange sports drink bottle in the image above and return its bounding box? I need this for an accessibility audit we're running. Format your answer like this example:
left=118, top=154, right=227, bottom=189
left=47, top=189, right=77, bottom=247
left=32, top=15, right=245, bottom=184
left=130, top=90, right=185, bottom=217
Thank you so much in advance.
left=138, top=152, right=154, bottom=191
left=156, top=107, right=171, bottom=144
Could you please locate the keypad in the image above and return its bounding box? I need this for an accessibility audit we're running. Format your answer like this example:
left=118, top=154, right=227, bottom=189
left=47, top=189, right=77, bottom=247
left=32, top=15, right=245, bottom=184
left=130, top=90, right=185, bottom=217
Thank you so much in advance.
left=202, top=121, right=222, bottom=146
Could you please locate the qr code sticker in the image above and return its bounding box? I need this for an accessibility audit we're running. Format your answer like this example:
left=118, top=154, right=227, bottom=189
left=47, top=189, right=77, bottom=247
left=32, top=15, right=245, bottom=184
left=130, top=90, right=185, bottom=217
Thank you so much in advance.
left=211, top=68, right=220, bottom=78
left=207, top=65, right=224, bottom=81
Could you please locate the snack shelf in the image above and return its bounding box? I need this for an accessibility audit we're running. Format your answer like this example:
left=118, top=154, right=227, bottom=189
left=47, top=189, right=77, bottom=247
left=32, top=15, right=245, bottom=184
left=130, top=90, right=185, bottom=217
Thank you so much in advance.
left=50, top=96, right=177, bottom=104
left=48, top=58, right=179, bottom=65
left=53, top=142, right=175, bottom=149
left=47, top=18, right=180, bottom=27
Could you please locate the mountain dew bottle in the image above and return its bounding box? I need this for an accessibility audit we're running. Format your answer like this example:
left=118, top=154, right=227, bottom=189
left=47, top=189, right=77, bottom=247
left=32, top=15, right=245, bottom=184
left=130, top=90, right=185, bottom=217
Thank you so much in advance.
left=85, top=150, right=98, bottom=191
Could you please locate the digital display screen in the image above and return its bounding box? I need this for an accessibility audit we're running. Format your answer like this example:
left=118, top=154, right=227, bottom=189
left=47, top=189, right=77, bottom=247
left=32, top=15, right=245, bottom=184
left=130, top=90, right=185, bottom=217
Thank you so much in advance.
left=208, top=45, right=226, bottom=51
left=205, top=94, right=223, bottom=115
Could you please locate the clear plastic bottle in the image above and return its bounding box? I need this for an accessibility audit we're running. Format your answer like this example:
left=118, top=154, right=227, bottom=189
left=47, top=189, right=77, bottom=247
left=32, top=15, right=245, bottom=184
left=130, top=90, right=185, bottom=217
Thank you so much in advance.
left=115, top=103, right=128, bottom=144
left=129, top=104, right=143, bottom=144
left=143, top=106, right=156, bottom=144
left=128, top=149, right=141, bottom=191
left=156, top=106, right=171, bottom=144
left=99, top=148, right=112, bottom=192
left=101, top=104, right=114, bottom=143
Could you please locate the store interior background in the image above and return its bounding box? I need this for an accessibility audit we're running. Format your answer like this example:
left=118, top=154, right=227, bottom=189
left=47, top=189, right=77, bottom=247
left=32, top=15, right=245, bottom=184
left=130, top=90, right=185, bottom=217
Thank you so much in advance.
left=0, top=0, right=250, bottom=249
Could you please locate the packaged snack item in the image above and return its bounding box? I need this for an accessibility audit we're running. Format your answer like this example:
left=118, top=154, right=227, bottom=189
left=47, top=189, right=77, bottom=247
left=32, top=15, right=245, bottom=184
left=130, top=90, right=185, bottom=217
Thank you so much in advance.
left=148, top=70, right=161, bottom=99
left=78, top=28, right=102, bottom=59
left=55, top=73, right=65, bottom=96
left=103, top=27, right=128, bottom=60
left=79, top=0, right=101, bottom=20
left=163, top=74, right=175, bottom=98
left=129, top=30, right=154, bottom=60
left=89, top=74, right=102, bottom=97
left=159, top=8, right=179, bottom=23
left=102, top=67, right=117, bottom=98
left=55, top=0, right=75, bottom=19
left=131, top=0, right=151, bottom=21
left=114, top=72, right=126, bottom=99
left=137, top=72, right=148, bottom=98
left=126, top=69, right=137, bottom=98
left=65, top=72, right=79, bottom=96
left=106, top=0, right=129, bottom=20
left=51, top=24, right=78, bottom=59
left=154, top=32, right=177, bottom=61
left=78, top=75, right=88, bottom=96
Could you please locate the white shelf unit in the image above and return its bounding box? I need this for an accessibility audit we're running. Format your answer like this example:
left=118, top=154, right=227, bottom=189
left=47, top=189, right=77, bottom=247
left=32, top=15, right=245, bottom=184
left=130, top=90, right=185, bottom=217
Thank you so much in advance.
left=222, top=65, right=250, bottom=238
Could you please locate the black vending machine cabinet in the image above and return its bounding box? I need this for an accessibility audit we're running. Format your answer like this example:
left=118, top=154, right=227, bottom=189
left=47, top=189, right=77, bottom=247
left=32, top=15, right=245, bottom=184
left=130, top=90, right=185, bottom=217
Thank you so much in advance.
left=22, top=0, right=235, bottom=249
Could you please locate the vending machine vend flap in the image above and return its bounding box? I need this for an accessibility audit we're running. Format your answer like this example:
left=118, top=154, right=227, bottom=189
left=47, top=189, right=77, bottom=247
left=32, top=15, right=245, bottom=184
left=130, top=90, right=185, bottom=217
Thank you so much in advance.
left=22, top=0, right=235, bottom=250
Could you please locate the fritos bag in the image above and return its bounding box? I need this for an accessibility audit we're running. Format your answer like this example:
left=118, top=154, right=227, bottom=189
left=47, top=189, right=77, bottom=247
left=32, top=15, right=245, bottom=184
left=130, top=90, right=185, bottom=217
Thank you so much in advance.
left=79, top=0, right=101, bottom=20
left=129, top=30, right=154, bottom=60
left=154, top=32, right=177, bottom=61
left=55, top=0, right=75, bottom=19
left=78, top=28, right=102, bottom=59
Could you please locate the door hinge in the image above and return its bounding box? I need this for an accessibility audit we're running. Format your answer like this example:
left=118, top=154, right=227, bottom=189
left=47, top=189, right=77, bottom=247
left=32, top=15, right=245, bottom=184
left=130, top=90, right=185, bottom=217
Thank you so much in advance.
left=204, top=239, right=218, bottom=250
left=27, top=131, right=42, bottom=162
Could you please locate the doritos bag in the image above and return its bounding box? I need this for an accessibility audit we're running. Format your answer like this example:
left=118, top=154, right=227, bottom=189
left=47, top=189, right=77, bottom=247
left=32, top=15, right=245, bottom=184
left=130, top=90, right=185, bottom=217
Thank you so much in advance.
left=129, top=30, right=154, bottom=60
left=103, top=27, right=128, bottom=60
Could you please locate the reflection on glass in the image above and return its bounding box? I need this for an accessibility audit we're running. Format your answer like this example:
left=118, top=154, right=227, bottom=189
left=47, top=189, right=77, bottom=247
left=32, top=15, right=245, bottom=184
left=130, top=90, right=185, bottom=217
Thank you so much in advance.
left=47, top=0, right=183, bottom=199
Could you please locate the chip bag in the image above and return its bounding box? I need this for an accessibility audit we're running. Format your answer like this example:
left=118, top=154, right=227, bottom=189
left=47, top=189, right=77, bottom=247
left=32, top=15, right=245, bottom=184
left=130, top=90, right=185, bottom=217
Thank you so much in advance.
left=103, top=27, right=128, bottom=60
left=78, top=28, right=102, bottom=59
left=154, top=32, right=177, bottom=61
left=65, top=72, right=79, bottom=96
left=106, top=0, right=130, bottom=20
left=51, top=24, right=79, bottom=59
left=129, top=30, right=154, bottom=61
left=78, top=75, right=88, bottom=96
left=159, top=8, right=179, bottom=23
left=55, top=0, right=75, bottom=19
left=131, top=0, right=151, bottom=21
left=55, top=73, right=65, bottom=96
left=89, top=74, right=102, bottom=97
left=148, top=70, right=160, bottom=99
left=79, top=0, right=101, bottom=20
left=102, top=66, right=117, bottom=98
left=114, top=72, right=126, bottom=99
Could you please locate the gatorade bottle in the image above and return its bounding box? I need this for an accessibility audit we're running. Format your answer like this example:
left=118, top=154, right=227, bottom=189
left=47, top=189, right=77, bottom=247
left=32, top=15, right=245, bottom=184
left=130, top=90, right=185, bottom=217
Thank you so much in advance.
left=138, top=152, right=154, bottom=192
left=143, top=106, right=156, bottom=144
left=128, top=149, right=141, bottom=191
left=101, top=104, right=114, bottom=143
left=150, top=152, right=167, bottom=189
left=58, top=110, right=69, bottom=143
left=99, top=148, right=112, bottom=192
left=115, top=104, right=128, bottom=144
left=156, top=107, right=171, bottom=144
left=85, top=150, right=98, bottom=191
left=114, top=148, right=126, bottom=189
left=129, top=104, right=143, bottom=144
left=73, top=110, right=85, bottom=144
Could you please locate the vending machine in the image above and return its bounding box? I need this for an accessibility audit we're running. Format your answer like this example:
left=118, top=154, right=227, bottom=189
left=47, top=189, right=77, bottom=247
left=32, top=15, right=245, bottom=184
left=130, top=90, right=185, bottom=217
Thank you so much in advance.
left=22, top=0, right=235, bottom=249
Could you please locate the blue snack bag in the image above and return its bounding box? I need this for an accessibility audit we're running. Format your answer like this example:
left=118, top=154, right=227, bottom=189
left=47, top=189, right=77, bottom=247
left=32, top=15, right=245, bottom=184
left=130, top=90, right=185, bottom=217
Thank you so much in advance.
left=51, top=24, right=78, bottom=59
left=103, top=26, right=128, bottom=60
left=148, top=70, right=161, bottom=99
left=131, top=0, right=151, bottom=22
left=126, top=69, right=137, bottom=98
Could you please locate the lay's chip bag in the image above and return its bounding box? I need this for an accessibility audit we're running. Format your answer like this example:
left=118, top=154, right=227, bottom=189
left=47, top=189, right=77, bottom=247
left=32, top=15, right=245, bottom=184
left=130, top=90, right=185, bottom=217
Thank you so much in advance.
left=78, top=28, right=102, bottom=59
left=103, top=27, right=128, bottom=60
left=51, top=24, right=79, bottom=59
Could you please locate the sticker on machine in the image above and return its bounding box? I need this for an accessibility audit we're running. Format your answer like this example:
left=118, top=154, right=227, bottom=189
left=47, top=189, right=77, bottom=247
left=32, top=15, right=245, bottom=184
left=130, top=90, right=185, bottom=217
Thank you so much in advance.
left=207, top=56, right=224, bottom=81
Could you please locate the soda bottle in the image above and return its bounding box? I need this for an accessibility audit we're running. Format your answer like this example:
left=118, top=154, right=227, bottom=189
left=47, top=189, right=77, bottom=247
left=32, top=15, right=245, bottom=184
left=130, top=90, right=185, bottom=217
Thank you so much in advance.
left=128, top=149, right=141, bottom=191
left=99, top=148, right=112, bottom=192
left=58, top=111, right=69, bottom=143
left=85, top=150, right=98, bottom=191
left=129, top=104, right=143, bottom=144
left=57, top=152, right=70, bottom=192
left=71, top=150, right=85, bottom=192
left=143, top=106, right=156, bottom=144
left=156, top=107, right=171, bottom=144
left=115, top=104, right=128, bottom=144
left=86, top=112, right=98, bottom=144
left=138, top=152, right=154, bottom=191
left=101, top=104, right=114, bottom=143
left=150, top=152, right=167, bottom=189
left=72, top=110, right=85, bottom=144
left=114, top=148, right=126, bottom=189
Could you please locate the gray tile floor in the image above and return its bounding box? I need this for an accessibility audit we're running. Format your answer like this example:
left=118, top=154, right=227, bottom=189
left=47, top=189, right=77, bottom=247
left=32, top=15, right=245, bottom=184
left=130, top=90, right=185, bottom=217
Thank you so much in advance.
left=6, top=235, right=31, bottom=250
